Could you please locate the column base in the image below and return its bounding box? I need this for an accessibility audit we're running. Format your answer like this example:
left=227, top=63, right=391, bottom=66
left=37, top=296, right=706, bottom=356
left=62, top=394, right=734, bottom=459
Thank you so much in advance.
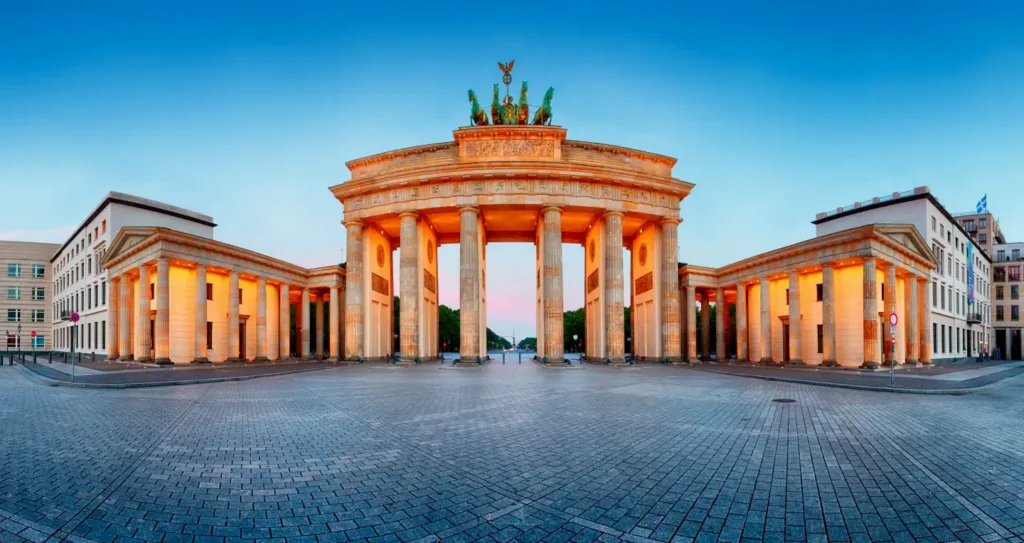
left=786, top=359, right=805, bottom=366
left=604, top=357, right=629, bottom=366
left=119, top=355, right=134, bottom=362
left=136, top=357, right=153, bottom=363
left=860, top=360, right=880, bottom=370
left=154, top=358, right=172, bottom=366
left=190, top=358, right=211, bottom=364
left=458, top=356, right=485, bottom=365
left=687, top=357, right=701, bottom=364
left=106, top=354, right=119, bottom=361
left=326, top=356, right=340, bottom=363
left=905, top=358, right=920, bottom=366
left=225, top=358, right=243, bottom=364
left=821, top=359, right=838, bottom=367
left=253, top=356, right=269, bottom=363
left=396, top=357, right=420, bottom=366
left=920, top=359, right=933, bottom=366
left=541, top=357, right=566, bottom=365
left=759, top=357, right=773, bottom=365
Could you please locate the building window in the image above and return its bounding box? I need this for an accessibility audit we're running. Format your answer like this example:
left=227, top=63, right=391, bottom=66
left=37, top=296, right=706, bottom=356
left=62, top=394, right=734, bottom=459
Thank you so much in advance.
left=940, top=288, right=945, bottom=311
left=1013, top=249, right=1021, bottom=261
left=88, top=257, right=91, bottom=275
left=947, top=256, right=952, bottom=276
left=980, top=218, right=988, bottom=228
left=7, top=287, right=20, bottom=300
left=940, top=324, right=946, bottom=353
left=32, top=264, right=45, bottom=278
left=932, top=323, right=937, bottom=352
left=6, top=336, right=18, bottom=349
left=1013, top=306, right=1020, bottom=321
left=1012, top=286, right=1020, bottom=300
left=207, top=283, right=214, bottom=300
left=101, top=321, right=106, bottom=349
left=956, top=328, right=960, bottom=351
left=207, top=322, right=213, bottom=349
left=87, top=289, right=92, bottom=309
left=7, top=263, right=22, bottom=278
left=87, top=323, right=92, bottom=349
left=7, top=309, right=20, bottom=322
left=817, top=324, right=823, bottom=354
left=947, top=231, right=951, bottom=243
left=33, top=336, right=44, bottom=349
left=964, top=220, right=975, bottom=232
left=102, top=281, right=106, bottom=305
left=1010, top=267, right=1022, bottom=282
left=932, top=283, right=937, bottom=307
left=150, top=283, right=155, bottom=300
left=816, top=284, right=823, bottom=302
left=32, top=287, right=44, bottom=300
left=995, top=267, right=1006, bottom=281
left=31, top=309, right=44, bottom=323
left=238, top=288, right=243, bottom=301
left=980, top=233, right=987, bottom=244
left=931, top=216, right=936, bottom=231
left=101, top=219, right=106, bottom=233
left=785, top=288, right=790, bottom=305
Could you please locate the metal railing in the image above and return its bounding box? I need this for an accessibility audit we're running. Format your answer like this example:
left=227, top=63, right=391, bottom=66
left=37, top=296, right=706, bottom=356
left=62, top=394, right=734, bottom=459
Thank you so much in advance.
left=816, top=188, right=920, bottom=219
left=967, top=312, right=983, bottom=324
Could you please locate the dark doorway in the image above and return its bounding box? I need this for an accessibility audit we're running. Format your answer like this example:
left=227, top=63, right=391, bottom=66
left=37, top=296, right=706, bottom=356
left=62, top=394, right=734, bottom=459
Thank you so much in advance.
left=782, top=323, right=790, bottom=362
left=149, top=318, right=155, bottom=358
left=239, top=321, right=247, bottom=360
left=1013, top=329, right=1022, bottom=360
left=967, top=329, right=973, bottom=357
left=997, top=329, right=1007, bottom=359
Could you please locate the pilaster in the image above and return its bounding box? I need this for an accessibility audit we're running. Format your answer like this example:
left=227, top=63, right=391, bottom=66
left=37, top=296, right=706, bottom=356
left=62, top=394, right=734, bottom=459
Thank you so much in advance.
left=136, top=264, right=152, bottom=362
left=715, top=287, right=725, bottom=362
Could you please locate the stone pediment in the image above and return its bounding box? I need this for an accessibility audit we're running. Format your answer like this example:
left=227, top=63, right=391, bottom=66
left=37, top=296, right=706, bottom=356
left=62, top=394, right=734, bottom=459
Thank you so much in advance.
left=875, top=224, right=937, bottom=268
left=102, top=227, right=158, bottom=267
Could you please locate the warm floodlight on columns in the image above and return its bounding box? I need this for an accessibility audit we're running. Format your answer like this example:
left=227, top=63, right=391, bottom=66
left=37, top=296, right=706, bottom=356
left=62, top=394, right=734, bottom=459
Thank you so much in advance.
left=255, top=276, right=268, bottom=362
left=279, top=284, right=290, bottom=360
left=118, top=273, right=132, bottom=361
left=660, top=217, right=682, bottom=363
left=399, top=212, right=420, bottom=365
left=459, top=207, right=482, bottom=364
left=787, top=270, right=802, bottom=365
left=603, top=211, right=625, bottom=364
left=192, top=264, right=209, bottom=363
left=135, top=264, right=152, bottom=362
left=541, top=206, right=565, bottom=364
left=343, top=220, right=364, bottom=360
left=861, top=257, right=880, bottom=369
left=227, top=269, right=241, bottom=363
left=106, top=276, right=120, bottom=361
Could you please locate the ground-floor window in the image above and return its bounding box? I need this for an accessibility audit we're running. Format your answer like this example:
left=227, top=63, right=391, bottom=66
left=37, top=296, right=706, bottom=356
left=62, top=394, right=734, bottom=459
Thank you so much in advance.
left=817, top=324, right=823, bottom=354
left=940, top=324, right=946, bottom=353
left=101, top=321, right=106, bottom=349
left=207, top=322, right=213, bottom=350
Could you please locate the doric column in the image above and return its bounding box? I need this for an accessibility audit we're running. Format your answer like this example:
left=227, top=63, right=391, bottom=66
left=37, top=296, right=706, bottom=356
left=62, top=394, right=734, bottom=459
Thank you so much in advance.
left=154, top=258, right=171, bottom=364
left=760, top=277, right=772, bottom=364
left=315, top=294, right=324, bottom=359
left=686, top=286, right=697, bottom=362
left=661, top=218, right=681, bottom=361
left=227, top=270, right=240, bottom=362
left=107, top=276, right=120, bottom=360
left=919, top=278, right=932, bottom=364
left=787, top=270, right=802, bottom=365
left=715, top=287, right=725, bottom=362
left=136, top=264, right=152, bottom=362
left=700, top=290, right=710, bottom=360
left=542, top=207, right=564, bottom=363
left=604, top=211, right=625, bottom=363
left=399, top=212, right=420, bottom=363
left=884, top=264, right=898, bottom=366
left=119, top=274, right=132, bottom=360
left=459, top=207, right=481, bottom=362
left=329, top=286, right=340, bottom=361
left=343, top=220, right=364, bottom=360
left=736, top=283, right=748, bottom=361
left=861, top=258, right=879, bottom=369
left=822, top=264, right=838, bottom=366
left=192, top=264, right=209, bottom=363
left=255, top=276, right=268, bottom=361
left=300, top=288, right=311, bottom=359
left=906, top=275, right=919, bottom=365
left=279, top=284, right=290, bottom=359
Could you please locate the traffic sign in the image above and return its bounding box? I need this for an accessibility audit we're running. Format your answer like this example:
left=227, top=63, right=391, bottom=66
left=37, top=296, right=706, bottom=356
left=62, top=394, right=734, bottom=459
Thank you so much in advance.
left=889, top=313, right=898, bottom=327
left=71, top=312, right=80, bottom=323
left=31, top=330, right=36, bottom=337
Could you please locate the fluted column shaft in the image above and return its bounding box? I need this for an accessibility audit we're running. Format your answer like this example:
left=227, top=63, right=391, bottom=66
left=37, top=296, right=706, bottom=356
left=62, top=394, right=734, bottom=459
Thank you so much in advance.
left=107, top=277, right=120, bottom=360
left=136, top=265, right=151, bottom=362
left=279, top=284, right=290, bottom=359
left=861, top=258, right=879, bottom=369
left=686, top=286, right=697, bottom=361
left=715, top=287, right=725, bottom=361
left=459, top=208, right=481, bottom=361
left=315, top=294, right=324, bottom=358
left=542, top=207, right=564, bottom=362
left=661, top=218, right=681, bottom=360
left=700, top=291, right=710, bottom=360
left=822, top=264, right=837, bottom=366
left=736, top=283, right=748, bottom=361
left=885, top=264, right=898, bottom=366
left=906, top=276, right=919, bottom=365
left=344, top=221, right=364, bottom=359
left=329, top=286, right=340, bottom=360
left=399, top=212, right=420, bottom=362
left=119, top=274, right=132, bottom=360
left=604, top=211, right=625, bottom=362
left=300, top=288, right=311, bottom=359
left=256, top=277, right=268, bottom=361
left=227, top=270, right=240, bottom=362
left=760, top=277, right=772, bottom=364
left=919, top=278, right=932, bottom=364
left=788, top=270, right=802, bottom=364
left=154, top=258, right=170, bottom=364
left=193, top=265, right=208, bottom=363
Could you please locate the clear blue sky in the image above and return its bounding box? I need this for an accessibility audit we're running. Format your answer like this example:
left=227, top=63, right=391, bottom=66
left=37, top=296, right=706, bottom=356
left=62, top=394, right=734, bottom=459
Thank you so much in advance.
left=2, top=1, right=1022, bottom=338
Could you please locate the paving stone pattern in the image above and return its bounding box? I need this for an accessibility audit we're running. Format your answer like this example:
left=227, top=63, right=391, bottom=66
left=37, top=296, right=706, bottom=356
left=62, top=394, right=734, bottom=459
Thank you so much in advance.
left=2, top=362, right=1024, bottom=543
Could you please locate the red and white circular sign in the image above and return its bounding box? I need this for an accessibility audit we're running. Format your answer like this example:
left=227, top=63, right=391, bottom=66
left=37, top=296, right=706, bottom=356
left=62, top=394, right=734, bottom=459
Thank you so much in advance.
left=31, top=330, right=36, bottom=337
left=71, top=312, right=80, bottom=323
left=889, top=313, right=898, bottom=327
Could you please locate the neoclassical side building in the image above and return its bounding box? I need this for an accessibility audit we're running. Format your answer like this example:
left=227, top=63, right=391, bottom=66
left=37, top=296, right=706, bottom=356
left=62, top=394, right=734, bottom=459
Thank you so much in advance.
left=101, top=227, right=344, bottom=364
left=331, top=125, right=693, bottom=364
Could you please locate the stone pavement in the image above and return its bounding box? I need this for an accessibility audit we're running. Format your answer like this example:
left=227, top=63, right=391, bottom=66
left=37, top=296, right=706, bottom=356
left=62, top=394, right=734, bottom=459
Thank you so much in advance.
left=18, top=361, right=333, bottom=387
left=2, top=363, right=1024, bottom=543
left=685, top=361, right=1024, bottom=392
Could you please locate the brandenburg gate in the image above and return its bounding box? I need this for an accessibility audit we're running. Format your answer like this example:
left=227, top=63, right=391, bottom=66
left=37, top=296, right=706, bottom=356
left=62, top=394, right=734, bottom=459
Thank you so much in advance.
left=330, top=65, right=693, bottom=364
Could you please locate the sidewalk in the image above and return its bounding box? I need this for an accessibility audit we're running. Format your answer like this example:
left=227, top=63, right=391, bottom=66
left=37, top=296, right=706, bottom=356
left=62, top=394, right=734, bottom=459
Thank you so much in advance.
left=687, top=360, right=1024, bottom=393
left=19, top=359, right=336, bottom=388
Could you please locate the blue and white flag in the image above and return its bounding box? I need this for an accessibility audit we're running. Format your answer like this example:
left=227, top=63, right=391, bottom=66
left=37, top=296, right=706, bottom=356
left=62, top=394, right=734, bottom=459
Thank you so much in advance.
left=976, top=194, right=987, bottom=213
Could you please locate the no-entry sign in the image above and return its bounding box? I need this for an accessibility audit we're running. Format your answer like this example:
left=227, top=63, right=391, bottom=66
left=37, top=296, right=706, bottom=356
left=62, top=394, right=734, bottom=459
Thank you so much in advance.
left=889, top=313, right=898, bottom=327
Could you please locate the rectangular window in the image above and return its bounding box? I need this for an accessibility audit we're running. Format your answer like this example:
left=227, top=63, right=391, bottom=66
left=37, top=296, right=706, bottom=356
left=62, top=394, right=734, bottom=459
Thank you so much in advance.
left=995, top=267, right=1006, bottom=281
left=207, top=321, right=213, bottom=350
left=150, top=283, right=155, bottom=300
left=980, top=233, right=987, bottom=244
left=932, top=283, right=937, bottom=306
left=816, top=283, right=823, bottom=302
left=32, top=264, right=44, bottom=278
left=817, top=324, right=823, bottom=354
left=956, top=327, right=960, bottom=351
left=940, top=224, right=945, bottom=237
left=87, top=258, right=91, bottom=275
left=785, top=288, right=790, bottom=305
left=87, top=323, right=92, bottom=349
left=31, top=309, right=44, bottom=323
left=941, top=288, right=945, bottom=310
left=207, top=283, right=214, bottom=300
left=932, top=216, right=936, bottom=231
left=94, top=323, right=98, bottom=349
left=7, top=309, right=20, bottom=322
left=7, top=263, right=21, bottom=277
left=7, top=286, right=20, bottom=300
left=1014, top=249, right=1021, bottom=261
left=1010, top=267, right=1022, bottom=282
left=998, top=250, right=1006, bottom=262
left=102, top=281, right=106, bottom=305
left=101, top=219, right=106, bottom=233
left=33, top=336, right=44, bottom=348
left=101, top=321, right=106, bottom=349
left=932, top=323, right=937, bottom=352
left=964, top=220, right=975, bottom=232
left=32, top=287, right=44, bottom=300
left=87, top=289, right=92, bottom=309
left=940, top=324, right=946, bottom=353
left=1012, top=285, right=1019, bottom=300
left=1013, top=306, right=1020, bottom=321
left=238, top=288, right=243, bottom=301
left=980, top=218, right=988, bottom=228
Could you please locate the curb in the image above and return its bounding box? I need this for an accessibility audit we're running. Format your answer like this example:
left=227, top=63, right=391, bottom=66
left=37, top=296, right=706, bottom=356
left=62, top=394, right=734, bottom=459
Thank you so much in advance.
left=16, top=363, right=337, bottom=389
left=686, top=366, right=1024, bottom=395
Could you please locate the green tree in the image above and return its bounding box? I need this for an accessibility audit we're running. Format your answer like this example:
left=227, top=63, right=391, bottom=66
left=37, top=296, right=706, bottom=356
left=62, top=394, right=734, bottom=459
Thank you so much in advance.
left=487, top=329, right=512, bottom=350
left=438, top=304, right=460, bottom=352
left=518, top=337, right=537, bottom=350
left=563, top=307, right=585, bottom=352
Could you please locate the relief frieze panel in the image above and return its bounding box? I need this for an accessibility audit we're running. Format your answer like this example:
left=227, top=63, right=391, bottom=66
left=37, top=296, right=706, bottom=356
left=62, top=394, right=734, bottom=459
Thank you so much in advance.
left=464, top=140, right=555, bottom=159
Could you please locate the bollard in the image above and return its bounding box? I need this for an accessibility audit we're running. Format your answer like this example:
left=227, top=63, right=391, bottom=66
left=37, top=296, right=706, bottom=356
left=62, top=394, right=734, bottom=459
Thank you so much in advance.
left=32, top=352, right=37, bottom=364
left=502, top=351, right=505, bottom=364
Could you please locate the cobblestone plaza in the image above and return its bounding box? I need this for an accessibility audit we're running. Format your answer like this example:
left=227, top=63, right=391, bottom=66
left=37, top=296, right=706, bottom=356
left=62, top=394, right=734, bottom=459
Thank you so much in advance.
left=3, top=365, right=1024, bottom=543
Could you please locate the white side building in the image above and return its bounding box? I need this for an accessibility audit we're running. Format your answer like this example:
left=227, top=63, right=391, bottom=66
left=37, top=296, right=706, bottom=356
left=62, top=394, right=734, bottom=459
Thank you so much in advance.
left=813, top=186, right=992, bottom=363
left=50, top=192, right=216, bottom=357
left=992, top=241, right=1024, bottom=360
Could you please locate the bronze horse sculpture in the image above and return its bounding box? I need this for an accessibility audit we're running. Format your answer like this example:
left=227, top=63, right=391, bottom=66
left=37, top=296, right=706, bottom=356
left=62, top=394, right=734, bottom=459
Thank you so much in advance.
left=532, top=87, right=554, bottom=125
left=468, top=89, right=489, bottom=126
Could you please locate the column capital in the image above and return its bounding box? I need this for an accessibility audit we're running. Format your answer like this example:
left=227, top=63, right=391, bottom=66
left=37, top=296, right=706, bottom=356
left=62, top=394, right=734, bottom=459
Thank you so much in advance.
left=343, top=219, right=364, bottom=229
left=602, top=210, right=624, bottom=220
left=862, top=256, right=878, bottom=264
left=398, top=211, right=419, bottom=221
left=822, top=262, right=835, bottom=269
left=459, top=206, right=480, bottom=216
left=660, top=216, right=682, bottom=226
left=540, top=206, right=563, bottom=216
